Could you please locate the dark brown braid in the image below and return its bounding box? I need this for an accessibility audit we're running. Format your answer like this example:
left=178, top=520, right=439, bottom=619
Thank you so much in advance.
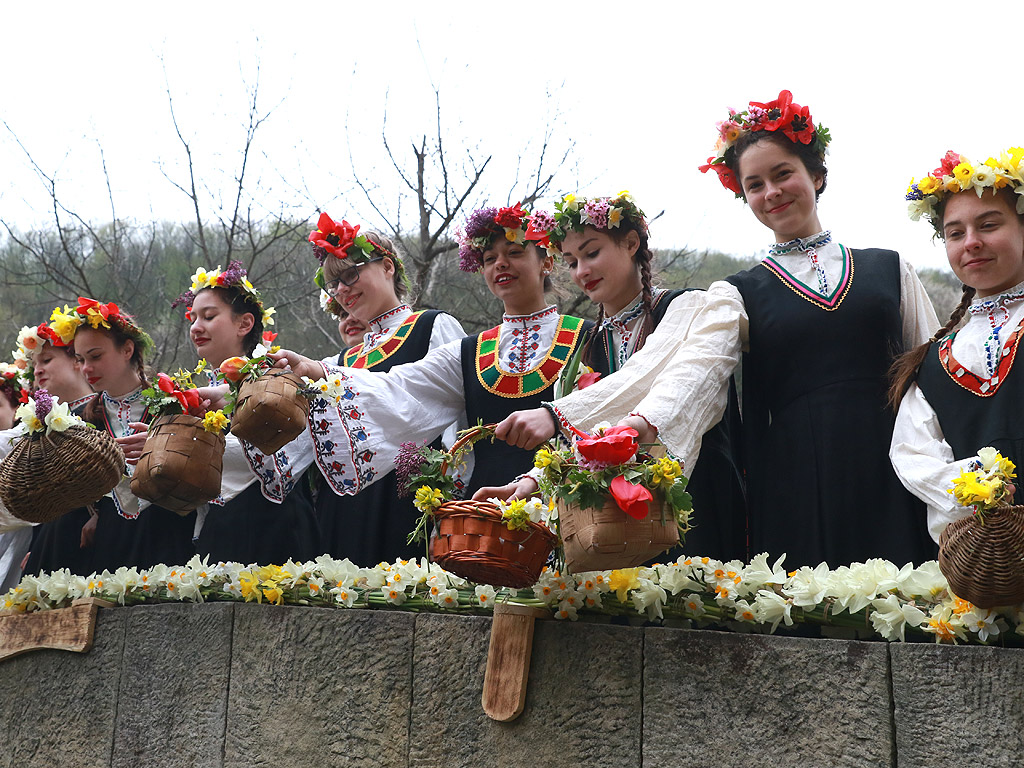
left=887, top=284, right=976, bottom=410
left=634, top=249, right=656, bottom=353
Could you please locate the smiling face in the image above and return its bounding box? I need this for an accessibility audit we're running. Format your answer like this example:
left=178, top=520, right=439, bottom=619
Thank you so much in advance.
left=324, top=256, right=401, bottom=322
left=33, top=343, right=89, bottom=402
left=190, top=289, right=255, bottom=368
left=738, top=138, right=824, bottom=242
left=942, top=189, right=1024, bottom=297
left=560, top=227, right=643, bottom=316
left=337, top=311, right=368, bottom=347
left=481, top=240, right=552, bottom=316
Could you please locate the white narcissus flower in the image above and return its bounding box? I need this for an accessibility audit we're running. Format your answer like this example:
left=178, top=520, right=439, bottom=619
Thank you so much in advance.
left=907, top=198, right=933, bottom=221
left=961, top=607, right=1003, bottom=642
left=319, top=290, right=331, bottom=310
left=753, top=590, right=793, bottom=632
left=331, top=584, right=357, bottom=607
left=44, top=401, right=75, bottom=433
left=15, top=400, right=36, bottom=426
left=631, top=579, right=667, bottom=621
left=732, top=600, right=757, bottom=623
left=532, top=571, right=558, bottom=604
left=977, top=446, right=1000, bottom=471
left=382, top=583, right=407, bottom=606
left=869, top=594, right=927, bottom=642
left=555, top=598, right=578, bottom=621
left=895, top=560, right=947, bottom=601
left=681, top=592, right=706, bottom=619
left=251, top=343, right=269, bottom=359
left=657, top=564, right=702, bottom=596
left=782, top=563, right=831, bottom=609
left=474, top=584, right=496, bottom=609
left=438, top=588, right=459, bottom=609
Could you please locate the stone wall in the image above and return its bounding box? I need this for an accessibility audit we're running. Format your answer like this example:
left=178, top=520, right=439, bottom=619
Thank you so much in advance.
left=1, top=604, right=1022, bottom=767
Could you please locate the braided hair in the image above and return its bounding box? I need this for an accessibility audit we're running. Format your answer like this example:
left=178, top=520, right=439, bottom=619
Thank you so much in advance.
left=887, top=284, right=976, bottom=410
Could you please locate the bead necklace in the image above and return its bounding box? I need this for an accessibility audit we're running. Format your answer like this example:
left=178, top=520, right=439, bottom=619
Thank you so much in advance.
left=601, top=296, right=646, bottom=371
left=769, top=231, right=833, bottom=295
left=968, top=287, right=1024, bottom=378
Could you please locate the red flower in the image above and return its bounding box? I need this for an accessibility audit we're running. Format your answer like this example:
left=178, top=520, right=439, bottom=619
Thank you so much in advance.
left=750, top=89, right=794, bottom=132
left=576, top=426, right=639, bottom=465
left=36, top=323, right=61, bottom=346
left=934, top=150, right=962, bottom=178
left=262, top=330, right=278, bottom=345
left=308, top=212, right=360, bottom=259
left=157, top=373, right=176, bottom=395
left=494, top=202, right=526, bottom=229
left=18, top=389, right=29, bottom=404
left=524, top=217, right=552, bottom=249
left=610, top=475, right=652, bottom=520
left=699, top=158, right=742, bottom=196
left=75, top=297, right=119, bottom=321
left=782, top=104, right=815, bottom=145
left=577, top=371, right=602, bottom=390
left=181, top=389, right=203, bottom=413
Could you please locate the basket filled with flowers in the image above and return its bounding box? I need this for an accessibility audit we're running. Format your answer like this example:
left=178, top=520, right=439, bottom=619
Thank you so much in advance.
left=398, top=424, right=558, bottom=589
left=939, top=447, right=1024, bottom=608
left=131, top=365, right=229, bottom=514
left=535, top=424, right=692, bottom=573
left=218, top=332, right=312, bottom=455
left=0, top=390, right=124, bottom=523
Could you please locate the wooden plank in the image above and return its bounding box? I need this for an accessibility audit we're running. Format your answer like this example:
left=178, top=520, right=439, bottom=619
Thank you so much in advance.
left=481, top=602, right=547, bottom=722
left=0, top=596, right=114, bottom=662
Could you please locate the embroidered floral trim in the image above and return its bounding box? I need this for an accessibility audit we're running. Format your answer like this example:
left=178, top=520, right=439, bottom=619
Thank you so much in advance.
left=475, top=315, right=585, bottom=398
left=937, top=320, right=1024, bottom=397
left=308, top=367, right=377, bottom=495
left=760, top=243, right=854, bottom=311
left=343, top=311, right=423, bottom=369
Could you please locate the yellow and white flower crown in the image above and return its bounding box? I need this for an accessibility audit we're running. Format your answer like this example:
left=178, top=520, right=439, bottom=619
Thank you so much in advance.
left=11, top=305, right=85, bottom=385
left=173, top=260, right=275, bottom=327
left=906, top=148, right=1024, bottom=227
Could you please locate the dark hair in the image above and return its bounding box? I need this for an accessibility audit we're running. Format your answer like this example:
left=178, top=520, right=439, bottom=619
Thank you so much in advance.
left=887, top=284, right=975, bottom=410
left=729, top=130, right=828, bottom=200
left=196, top=286, right=264, bottom=356
left=323, top=230, right=410, bottom=302
left=582, top=219, right=656, bottom=367
left=89, top=323, right=150, bottom=387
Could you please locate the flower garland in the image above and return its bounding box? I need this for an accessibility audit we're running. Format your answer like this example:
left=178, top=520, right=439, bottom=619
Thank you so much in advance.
left=308, top=213, right=409, bottom=313
left=906, top=148, right=1024, bottom=227
left=172, top=260, right=275, bottom=328
left=73, top=298, right=155, bottom=356
left=3, top=553, right=1021, bottom=646
left=699, top=89, right=831, bottom=197
left=526, top=192, right=645, bottom=256
left=456, top=203, right=530, bottom=272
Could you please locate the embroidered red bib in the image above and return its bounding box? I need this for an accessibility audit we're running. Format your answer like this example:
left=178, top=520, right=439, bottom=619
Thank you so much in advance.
left=343, top=312, right=424, bottom=369
left=474, top=315, right=584, bottom=398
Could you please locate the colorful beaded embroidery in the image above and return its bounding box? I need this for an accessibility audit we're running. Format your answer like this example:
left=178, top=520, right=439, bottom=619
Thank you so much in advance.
left=343, top=311, right=424, bottom=369
left=475, top=315, right=585, bottom=398
left=937, top=319, right=1024, bottom=397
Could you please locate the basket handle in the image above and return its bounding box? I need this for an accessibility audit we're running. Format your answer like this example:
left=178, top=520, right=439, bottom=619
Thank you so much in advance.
left=439, top=423, right=497, bottom=477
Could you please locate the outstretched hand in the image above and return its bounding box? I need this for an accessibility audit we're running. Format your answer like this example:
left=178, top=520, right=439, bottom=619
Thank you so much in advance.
left=494, top=407, right=556, bottom=450
left=116, top=422, right=149, bottom=465
left=472, top=475, right=540, bottom=502
left=268, top=349, right=324, bottom=381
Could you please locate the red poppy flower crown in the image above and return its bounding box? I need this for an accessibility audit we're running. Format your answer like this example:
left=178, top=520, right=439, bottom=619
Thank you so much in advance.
left=699, top=90, right=831, bottom=197
left=73, top=297, right=156, bottom=356
left=308, top=212, right=409, bottom=306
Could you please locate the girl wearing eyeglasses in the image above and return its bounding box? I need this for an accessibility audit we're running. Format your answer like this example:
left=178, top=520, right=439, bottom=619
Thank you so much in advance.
left=309, top=215, right=466, bottom=564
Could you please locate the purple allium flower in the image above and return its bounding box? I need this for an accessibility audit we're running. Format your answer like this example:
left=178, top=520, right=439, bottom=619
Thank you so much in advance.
left=219, top=260, right=248, bottom=287
left=34, top=389, right=53, bottom=421
left=171, top=289, right=195, bottom=310
left=464, top=207, right=499, bottom=240
left=395, top=440, right=429, bottom=497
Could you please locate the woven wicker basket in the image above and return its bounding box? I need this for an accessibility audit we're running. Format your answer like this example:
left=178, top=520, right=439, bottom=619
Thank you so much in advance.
left=427, top=425, right=557, bottom=588
left=130, top=413, right=225, bottom=515
left=230, top=370, right=309, bottom=454
left=938, top=505, right=1024, bottom=608
left=558, top=496, right=679, bottom=573
left=0, top=425, right=124, bottom=523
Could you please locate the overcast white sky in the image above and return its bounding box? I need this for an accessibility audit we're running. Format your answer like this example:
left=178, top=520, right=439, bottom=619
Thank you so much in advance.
left=4, top=1, right=1024, bottom=271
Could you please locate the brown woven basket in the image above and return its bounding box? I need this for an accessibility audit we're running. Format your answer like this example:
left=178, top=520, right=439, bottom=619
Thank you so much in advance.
left=558, top=496, right=679, bottom=573
left=938, top=505, right=1024, bottom=608
left=230, top=370, right=309, bottom=454
left=427, top=425, right=557, bottom=588
left=130, top=413, right=225, bottom=515
left=0, top=425, right=124, bottom=523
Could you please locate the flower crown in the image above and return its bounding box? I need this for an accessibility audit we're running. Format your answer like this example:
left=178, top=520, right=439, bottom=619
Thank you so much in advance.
left=74, top=297, right=155, bottom=356
left=526, top=192, right=645, bottom=255
left=456, top=203, right=530, bottom=272
left=11, top=305, right=85, bottom=385
left=308, top=213, right=409, bottom=311
left=699, top=89, right=831, bottom=196
left=172, top=260, right=275, bottom=327
left=906, top=148, right=1024, bottom=227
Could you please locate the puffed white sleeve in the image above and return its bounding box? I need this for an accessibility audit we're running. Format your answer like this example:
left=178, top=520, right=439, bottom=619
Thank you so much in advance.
left=309, top=339, right=468, bottom=496
left=547, top=282, right=746, bottom=470
left=429, top=313, right=467, bottom=347
left=889, top=382, right=976, bottom=543
left=899, top=255, right=941, bottom=349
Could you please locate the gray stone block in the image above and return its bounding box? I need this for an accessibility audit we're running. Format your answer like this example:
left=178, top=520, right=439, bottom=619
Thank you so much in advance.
left=223, top=604, right=414, bottom=768
left=890, top=642, right=1024, bottom=764
left=643, top=629, right=893, bottom=768
left=0, top=606, right=127, bottom=768
left=111, top=603, right=234, bottom=768
left=409, top=614, right=643, bottom=768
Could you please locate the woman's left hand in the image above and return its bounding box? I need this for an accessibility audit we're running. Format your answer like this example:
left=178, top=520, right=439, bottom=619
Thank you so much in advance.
left=116, top=422, right=149, bottom=465
left=195, top=384, right=230, bottom=411
left=616, top=414, right=659, bottom=446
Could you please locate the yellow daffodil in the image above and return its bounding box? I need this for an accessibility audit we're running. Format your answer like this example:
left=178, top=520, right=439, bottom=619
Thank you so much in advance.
left=500, top=498, right=530, bottom=531
left=608, top=568, right=641, bottom=603
left=413, top=485, right=444, bottom=513
left=953, top=161, right=974, bottom=187
left=202, top=410, right=228, bottom=433
left=534, top=448, right=554, bottom=468
left=917, top=176, right=940, bottom=196
left=263, top=307, right=276, bottom=326
left=48, top=305, right=83, bottom=343
left=607, top=207, right=623, bottom=228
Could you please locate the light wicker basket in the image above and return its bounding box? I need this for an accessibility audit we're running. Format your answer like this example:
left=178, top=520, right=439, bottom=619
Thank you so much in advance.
left=427, top=425, right=557, bottom=589
left=230, top=370, right=309, bottom=455
left=558, top=496, right=679, bottom=574
left=938, top=505, right=1024, bottom=608
left=130, top=413, right=225, bottom=515
left=0, top=426, right=124, bottom=523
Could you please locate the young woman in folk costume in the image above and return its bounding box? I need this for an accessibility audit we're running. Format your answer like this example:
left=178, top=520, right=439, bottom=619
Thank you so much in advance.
left=477, top=193, right=746, bottom=561
left=890, top=148, right=1024, bottom=542
left=305, top=215, right=466, bottom=564
left=13, top=310, right=96, bottom=576
left=50, top=300, right=198, bottom=571
left=272, top=204, right=591, bottom=548
left=173, top=261, right=322, bottom=565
